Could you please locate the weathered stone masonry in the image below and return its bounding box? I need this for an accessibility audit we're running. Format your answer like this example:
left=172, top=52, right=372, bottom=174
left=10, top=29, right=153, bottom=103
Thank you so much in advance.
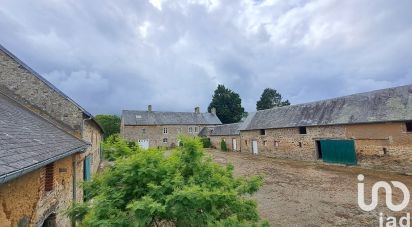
left=0, top=45, right=103, bottom=226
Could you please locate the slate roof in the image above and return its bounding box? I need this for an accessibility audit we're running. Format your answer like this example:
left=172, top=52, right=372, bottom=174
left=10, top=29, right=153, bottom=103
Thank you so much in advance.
left=0, top=93, right=88, bottom=183
left=210, top=123, right=242, bottom=136
left=122, top=110, right=222, bottom=125
left=242, top=84, right=412, bottom=130
left=0, top=44, right=103, bottom=133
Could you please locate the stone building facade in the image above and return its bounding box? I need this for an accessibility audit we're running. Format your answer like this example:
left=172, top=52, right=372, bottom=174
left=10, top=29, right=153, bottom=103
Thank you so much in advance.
left=208, top=123, right=241, bottom=151
left=121, top=106, right=221, bottom=148
left=238, top=85, right=412, bottom=173
left=0, top=44, right=103, bottom=226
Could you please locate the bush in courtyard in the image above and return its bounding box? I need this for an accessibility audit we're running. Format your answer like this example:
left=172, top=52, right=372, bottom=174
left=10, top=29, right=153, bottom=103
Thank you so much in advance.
left=200, top=137, right=211, bottom=148
left=102, top=134, right=140, bottom=161
left=220, top=139, right=228, bottom=151
left=68, top=136, right=267, bottom=226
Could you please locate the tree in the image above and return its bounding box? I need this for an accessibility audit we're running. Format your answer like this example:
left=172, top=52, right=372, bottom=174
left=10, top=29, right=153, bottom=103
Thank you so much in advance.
left=256, top=88, right=290, bottom=110
left=95, top=115, right=121, bottom=139
left=67, top=136, right=267, bottom=226
left=208, top=84, right=245, bottom=124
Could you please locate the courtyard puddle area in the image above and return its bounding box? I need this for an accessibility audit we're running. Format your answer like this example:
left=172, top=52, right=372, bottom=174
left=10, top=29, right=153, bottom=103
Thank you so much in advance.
left=207, top=150, right=412, bottom=227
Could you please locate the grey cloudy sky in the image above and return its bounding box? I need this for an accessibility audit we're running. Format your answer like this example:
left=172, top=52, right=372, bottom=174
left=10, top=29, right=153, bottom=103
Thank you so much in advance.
left=1, top=0, right=412, bottom=115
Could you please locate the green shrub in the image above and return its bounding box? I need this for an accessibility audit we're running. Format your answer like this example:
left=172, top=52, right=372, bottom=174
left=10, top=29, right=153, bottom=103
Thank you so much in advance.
left=200, top=137, right=211, bottom=148
left=220, top=139, right=228, bottom=151
left=102, top=134, right=141, bottom=161
left=68, top=136, right=266, bottom=226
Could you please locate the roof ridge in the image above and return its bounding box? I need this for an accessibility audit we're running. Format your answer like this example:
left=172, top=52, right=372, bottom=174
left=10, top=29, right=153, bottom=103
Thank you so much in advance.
left=256, top=84, right=412, bottom=114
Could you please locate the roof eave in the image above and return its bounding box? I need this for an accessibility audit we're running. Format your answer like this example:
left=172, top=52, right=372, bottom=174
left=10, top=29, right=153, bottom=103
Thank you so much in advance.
left=0, top=145, right=88, bottom=184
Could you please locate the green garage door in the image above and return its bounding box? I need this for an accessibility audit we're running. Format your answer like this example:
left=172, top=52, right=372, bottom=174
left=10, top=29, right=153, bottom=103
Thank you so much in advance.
left=320, top=140, right=357, bottom=165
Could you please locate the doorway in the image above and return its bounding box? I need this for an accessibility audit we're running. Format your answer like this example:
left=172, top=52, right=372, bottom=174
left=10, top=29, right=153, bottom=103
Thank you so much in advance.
left=252, top=140, right=258, bottom=155
left=317, top=139, right=357, bottom=165
left=232, top=138, right=237, bottom=151
left=315, top=140, right=322, bottom=159
left=42, top=213, right=56, bottom=227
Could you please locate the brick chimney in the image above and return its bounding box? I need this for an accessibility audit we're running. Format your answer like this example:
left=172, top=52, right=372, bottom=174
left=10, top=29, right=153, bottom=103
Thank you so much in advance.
left=148, top=105, right=152, bottom=112
left=195, top=107, right=200, bottom=114
left=211, top=107, right=216, bottom=115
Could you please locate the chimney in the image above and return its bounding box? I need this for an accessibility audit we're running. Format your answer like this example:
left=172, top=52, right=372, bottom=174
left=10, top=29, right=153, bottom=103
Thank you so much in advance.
left=211, top=107, right=216, bottom=115
left=195, top=107, right=200, bottom=114
left=148, top=105, right=152, bottom=112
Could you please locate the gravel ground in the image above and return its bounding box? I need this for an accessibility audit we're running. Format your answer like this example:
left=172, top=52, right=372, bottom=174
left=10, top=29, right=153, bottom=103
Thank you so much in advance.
left=207, top=149, right=412, bottom=227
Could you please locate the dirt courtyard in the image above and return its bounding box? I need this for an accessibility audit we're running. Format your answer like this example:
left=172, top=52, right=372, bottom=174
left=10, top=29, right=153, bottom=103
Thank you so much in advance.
left=207, top=150, right=412, bottom=227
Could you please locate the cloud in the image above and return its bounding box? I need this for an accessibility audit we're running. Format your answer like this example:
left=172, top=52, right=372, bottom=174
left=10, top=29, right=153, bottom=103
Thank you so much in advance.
left=0, top=0, right=411, bottom=114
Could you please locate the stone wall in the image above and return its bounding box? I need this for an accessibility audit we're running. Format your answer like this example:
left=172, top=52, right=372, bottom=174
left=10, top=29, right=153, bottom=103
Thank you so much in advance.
left=0, top=50, right=83, bottom=134
left=209, top=135, right=241, bottom=151
left=239, top=122, right=412, bottom=173
left=122, top=124, right=207, bottom=148
left=0, top=156, right=75, bottom=226
left=0, top=47, right=103, bottom=225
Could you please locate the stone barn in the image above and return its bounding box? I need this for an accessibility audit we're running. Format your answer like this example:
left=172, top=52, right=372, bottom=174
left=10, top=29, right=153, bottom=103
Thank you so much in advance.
left=121, top=106, right=221, bottom=148
left=239, top=85, right=412, bottom=173
left=209, top=123, right=241, bottom=151
left=0, top=44, right=103, bottom=226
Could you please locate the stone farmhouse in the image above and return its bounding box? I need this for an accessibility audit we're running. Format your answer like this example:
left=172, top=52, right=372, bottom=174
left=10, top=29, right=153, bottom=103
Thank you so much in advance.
left=0, top=45, right=103, bottom=226
left=121, top=106, right=221, bottom=148
left=208, top=84, right=412, bottom=173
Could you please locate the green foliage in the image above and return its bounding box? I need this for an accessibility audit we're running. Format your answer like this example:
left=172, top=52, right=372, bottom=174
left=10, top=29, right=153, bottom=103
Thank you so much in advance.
left=95, top=115, right=121, bottom=139
left=256, top=88, right=290, bottom=111
left=208, top=84, right=245, bottom=124
left=102, top=134, right=140, bottom=161
left=220, top=139, right=228, bottom=151
left=68, top=136, right=266, bottom=226
left=200, top=137, right=212, bottom=148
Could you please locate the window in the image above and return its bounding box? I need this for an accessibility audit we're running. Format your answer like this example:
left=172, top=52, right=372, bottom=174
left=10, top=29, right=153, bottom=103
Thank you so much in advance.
left=263, top=140, right=267, bottom=146
left=44, top=163, right=54, bottom=192
left=188, top=127, right=193, bottom=133
left=163, top=128, right=168, bottom=134
left=194, top=126, right=198, bottom=133
left=142, top=128, right=146, bottom=134
left=274, top=141, right=279, bottom=147
left=299, top=127, right=307, bottom=134
left=260, top=129, right=266, bottom=135
left=163, top=138, right=168, bottom=143
left=406, top=122, right=412, bottom=132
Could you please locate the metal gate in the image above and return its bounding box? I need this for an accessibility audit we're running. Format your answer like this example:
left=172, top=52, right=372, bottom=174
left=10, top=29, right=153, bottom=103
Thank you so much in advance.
left=319, top=140, right=357, bottom=165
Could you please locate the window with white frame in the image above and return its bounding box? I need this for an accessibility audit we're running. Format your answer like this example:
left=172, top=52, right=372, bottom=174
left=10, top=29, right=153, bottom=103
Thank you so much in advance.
left=188, top=127, right=193, bottom=133
left=163, top=138, right=168, bottom=143
left=194, top=126, right=198, bottom=133
left=163, top=127, right=168, bottom=134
